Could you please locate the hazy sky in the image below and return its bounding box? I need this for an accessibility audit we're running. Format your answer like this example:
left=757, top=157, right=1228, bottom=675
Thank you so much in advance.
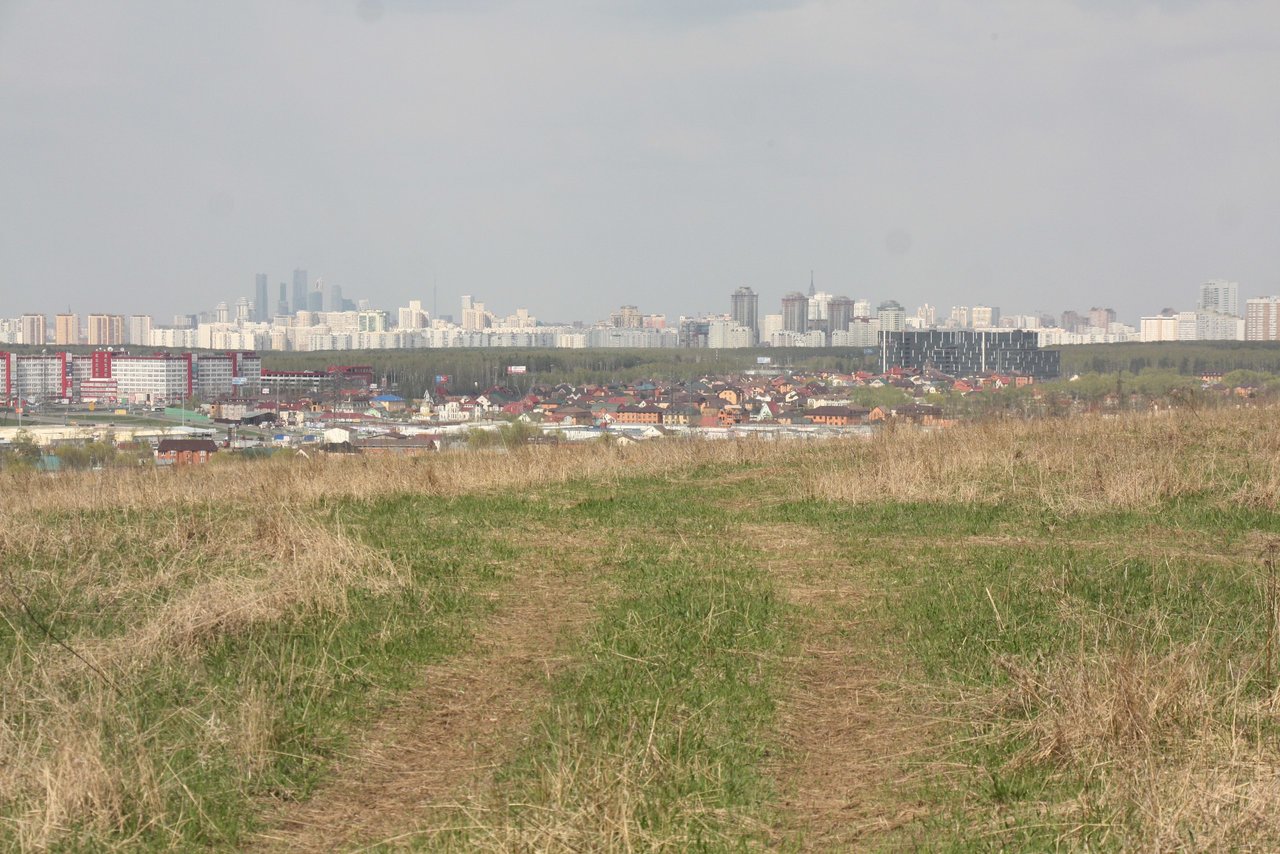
left=2, top=0, right=1278, bottom=325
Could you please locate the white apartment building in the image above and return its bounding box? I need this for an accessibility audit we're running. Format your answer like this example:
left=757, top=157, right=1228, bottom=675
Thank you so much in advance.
left=585, top=327, right=678, bottom=348
left=112, top=355, right=191, bottom=402
left=10, top=353, right=68, bottom=401
left=397, top=300, right=430, bottom=330
left=707, top=320, right=755, bottom=349
left=1139, top=315, right=1180, bottom=342
left=832, top=317, right=881, bottom=348
left=127, top=314, right=153, bottom=346
left=769, top=329, right=826, bottom=347
left=1174, top=311, right=1244, bottom=341
left=1199, top=280, right=1239, bottom=317
left=150, top=327, right=199, bottom=349
left=947, top=306, right=970, bottom=328
left=1037, top=326, right=1139, bottom=346
left=877, top=301, right=906, bottom=333
left=808, top=291, right=834, bottom=322
left=192, top=355, right=235, bottom=399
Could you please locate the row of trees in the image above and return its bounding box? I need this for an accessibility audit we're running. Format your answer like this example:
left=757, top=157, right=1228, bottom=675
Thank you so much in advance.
left=0, top=431, right=152, bottom=472
left=261, top=347, right=885, bottom=396
left=1053, top=341, right=1280, bottom=377
left=267, top=342, right=1280, bottom=397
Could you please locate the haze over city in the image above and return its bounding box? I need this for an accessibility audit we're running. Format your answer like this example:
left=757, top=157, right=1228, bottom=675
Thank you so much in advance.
left=3, top=0, right=1278, bottom=322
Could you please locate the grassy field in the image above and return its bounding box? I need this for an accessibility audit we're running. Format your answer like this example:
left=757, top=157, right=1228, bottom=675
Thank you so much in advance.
left=3, top=409, right=1280, bottom=850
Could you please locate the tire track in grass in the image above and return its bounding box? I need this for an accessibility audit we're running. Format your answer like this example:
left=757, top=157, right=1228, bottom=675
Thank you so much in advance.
left=754, top=525, right=929, bottom=850
left=409, top=491, right=790, bottom=850
left=252, top=559, right=596, bottom=852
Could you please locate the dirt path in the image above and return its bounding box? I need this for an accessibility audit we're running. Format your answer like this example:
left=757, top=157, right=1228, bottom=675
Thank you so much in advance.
left=763, top=543, right=929, bottom=850
left=251, top=563, right=594, bottom=852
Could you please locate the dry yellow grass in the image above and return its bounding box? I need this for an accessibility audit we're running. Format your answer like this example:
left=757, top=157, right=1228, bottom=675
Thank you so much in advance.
left=983, top=640, right=1280, bottom=851
left=5, top=410, right=1280, bottom=849
left=0, top=509, right=404, bottom=850
left=805, top=409, right=1280, bottom=513
left=0, top=438, right=783, bottom=519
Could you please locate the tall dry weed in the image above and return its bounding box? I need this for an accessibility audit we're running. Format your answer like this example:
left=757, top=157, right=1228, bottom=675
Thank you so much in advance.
left=805, top=409, right=1279, bottom=513
left=0, top=437, right=780, bottom=521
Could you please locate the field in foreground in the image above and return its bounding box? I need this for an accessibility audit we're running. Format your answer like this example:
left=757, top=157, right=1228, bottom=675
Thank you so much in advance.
left=4, top=410, right=1280, bottom=850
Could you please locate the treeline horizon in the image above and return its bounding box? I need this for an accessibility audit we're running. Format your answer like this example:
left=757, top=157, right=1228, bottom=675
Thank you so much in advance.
left=260, top=341, right=1280, bottom=394
left=7, top=341, right=1280, bottom=395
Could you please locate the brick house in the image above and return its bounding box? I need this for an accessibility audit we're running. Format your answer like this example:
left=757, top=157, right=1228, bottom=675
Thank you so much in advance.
left=615, top=404, right=662, bottom=425
left=806, top=405, right=869, bottom=427
left=155, top=438, right=219, bottom=465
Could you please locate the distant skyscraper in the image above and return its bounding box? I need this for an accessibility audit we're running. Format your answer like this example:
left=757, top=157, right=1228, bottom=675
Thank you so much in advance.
left=86, top=314, right=124, bottom=346
left=877, top=300, right=906, bottom=333
left=398, top=300, right=429, bottom=329
left=292, top=269, right=308, bottom=314
left=308, top=283, right=323, bottom=313
left=462, top=298, right=489, bottom=331
left=19, top=314, right=46, bottom=345
left=1246, top=297, right=1280, bottom=341
left=215, top=302, right=230, bottom=324
left=1087, top=307, right=1116, bottom=330
left=127, top=314, right=153, bottom=346
left=730, top=287, right=758, bottom=337
left=781, top=292, right=809, bottom=333
left=970, top=305, right=1000, bottom=328
left=325, top=281, right=343, bottom=313
left=1199, top=280, right=1240, bottom=317
left=610, top=305, right=642, bottom=328
left=828, top=296, right=854, bottom=335
left=276, top=283, right=289, bottom=316
left=808, top=291, right=833, bottom=323
left=54, top=313, right=79, bottom=345
left=253, top=273, right=269, bottom=322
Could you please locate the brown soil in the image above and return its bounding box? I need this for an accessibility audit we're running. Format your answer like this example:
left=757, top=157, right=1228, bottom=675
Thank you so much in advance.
left=251, top=564, right=594, bottom=852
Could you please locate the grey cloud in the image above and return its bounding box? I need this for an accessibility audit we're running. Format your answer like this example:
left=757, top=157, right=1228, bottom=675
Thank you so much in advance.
left=1, top=0, right=1278, bottom=324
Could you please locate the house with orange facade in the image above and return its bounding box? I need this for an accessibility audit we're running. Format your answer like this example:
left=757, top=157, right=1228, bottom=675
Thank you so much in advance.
left=805, top=405, right=870, bottom=427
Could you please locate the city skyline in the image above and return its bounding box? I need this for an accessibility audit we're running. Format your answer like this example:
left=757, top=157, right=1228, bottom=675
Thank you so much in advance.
left=8, top=277, right=1279, bottom=353
left=0, top=270, right=1260, bottom=330
left=3, top=2, right=1279, bottom=323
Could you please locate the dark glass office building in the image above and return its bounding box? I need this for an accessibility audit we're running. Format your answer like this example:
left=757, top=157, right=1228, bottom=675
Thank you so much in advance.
left=880, top=330, right=1060, bottom=379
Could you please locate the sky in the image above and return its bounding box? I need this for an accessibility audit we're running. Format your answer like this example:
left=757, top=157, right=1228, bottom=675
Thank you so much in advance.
left=2, top=0, right=1278, bottom=325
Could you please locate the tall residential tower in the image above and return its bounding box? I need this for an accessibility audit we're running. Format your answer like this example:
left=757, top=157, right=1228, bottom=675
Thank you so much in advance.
left=1199, top=280, right=1240, bottom=317
left=730, top=287, right=759, bottom=339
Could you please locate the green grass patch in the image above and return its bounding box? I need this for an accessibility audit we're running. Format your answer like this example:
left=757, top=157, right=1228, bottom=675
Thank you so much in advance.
left=781, top=493, right=1278, bottom=850
left=428, top=482, right=789, bottom=851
